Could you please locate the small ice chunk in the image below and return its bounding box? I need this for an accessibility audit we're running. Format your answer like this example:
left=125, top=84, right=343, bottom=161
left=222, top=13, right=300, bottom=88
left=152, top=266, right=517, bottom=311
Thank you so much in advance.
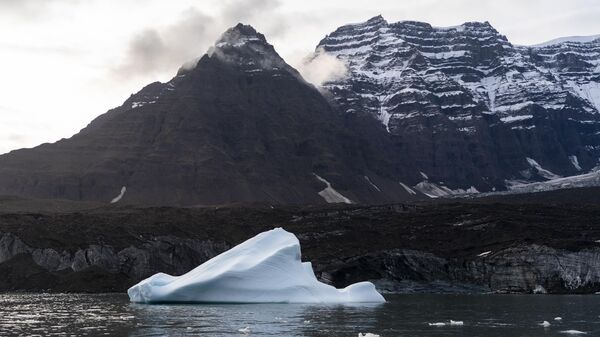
left=478, top=251, right=492, bottom=257
left=303, top=320, right=310, bottom=324
left=541, top=321, right=551, bottom=327
left=358, top=334, right=380, bottom=337
left=428, top=322, right=446, bottom=326
left=555, top=317, right=563, bottom=321
left=533, top=285, right=547, bottom=294
left=560, top=330, right=587, bottom=335
left=238, top=326, right=251, bottom=334
left=450, top=320, right=464, bottom=326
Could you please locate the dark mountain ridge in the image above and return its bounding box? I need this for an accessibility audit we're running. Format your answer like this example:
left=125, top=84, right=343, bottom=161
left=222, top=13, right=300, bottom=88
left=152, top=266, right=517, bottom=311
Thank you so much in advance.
left=0, top=24, right=413, bottom=206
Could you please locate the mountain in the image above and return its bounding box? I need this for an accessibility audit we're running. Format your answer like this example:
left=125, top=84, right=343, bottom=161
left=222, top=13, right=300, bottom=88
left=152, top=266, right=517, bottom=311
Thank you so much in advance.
left=314, top=15, right=600, bottom=193
left=0, top=24, right=413, bottom=206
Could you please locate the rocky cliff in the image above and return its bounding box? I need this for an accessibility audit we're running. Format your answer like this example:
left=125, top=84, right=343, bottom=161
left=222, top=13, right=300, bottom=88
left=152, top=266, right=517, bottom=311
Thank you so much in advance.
left=314, top=16, right=600, bottom=194
left=1, top=201, right=600, bottom=294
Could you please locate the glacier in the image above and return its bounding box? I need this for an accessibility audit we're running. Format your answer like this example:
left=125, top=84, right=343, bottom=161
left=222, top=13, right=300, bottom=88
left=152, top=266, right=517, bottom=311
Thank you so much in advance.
left=128, top=228, right=385, bottom=304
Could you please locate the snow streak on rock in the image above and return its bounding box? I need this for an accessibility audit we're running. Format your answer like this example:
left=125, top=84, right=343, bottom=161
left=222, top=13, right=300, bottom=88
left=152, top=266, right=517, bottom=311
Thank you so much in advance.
left=314, top=174, right=353, bottom=204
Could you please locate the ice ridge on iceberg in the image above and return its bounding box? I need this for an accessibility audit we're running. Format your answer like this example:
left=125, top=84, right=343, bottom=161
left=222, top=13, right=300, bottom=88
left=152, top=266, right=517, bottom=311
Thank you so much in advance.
left=128, top=228, right=385, bottom=303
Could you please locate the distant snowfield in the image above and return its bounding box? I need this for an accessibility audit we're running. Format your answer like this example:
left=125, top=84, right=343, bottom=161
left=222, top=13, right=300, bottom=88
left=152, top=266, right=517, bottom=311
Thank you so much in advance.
left=476, top=170, right=600, bottom=197
left=531, top=35, right=600, bottom=47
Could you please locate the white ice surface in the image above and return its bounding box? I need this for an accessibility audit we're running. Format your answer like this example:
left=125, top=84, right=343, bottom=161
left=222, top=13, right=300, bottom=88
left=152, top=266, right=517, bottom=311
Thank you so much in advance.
left=128, top=228, right=384, bottom=304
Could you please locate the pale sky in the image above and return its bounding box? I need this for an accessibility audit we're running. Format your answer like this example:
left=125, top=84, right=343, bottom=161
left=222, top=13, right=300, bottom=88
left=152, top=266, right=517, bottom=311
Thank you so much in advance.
left=1, top=0, right=600, bottom=154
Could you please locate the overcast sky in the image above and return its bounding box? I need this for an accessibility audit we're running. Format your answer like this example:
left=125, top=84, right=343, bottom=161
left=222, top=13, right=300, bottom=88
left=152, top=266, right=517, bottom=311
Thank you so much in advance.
left=1, top=0, right=600, bottom=154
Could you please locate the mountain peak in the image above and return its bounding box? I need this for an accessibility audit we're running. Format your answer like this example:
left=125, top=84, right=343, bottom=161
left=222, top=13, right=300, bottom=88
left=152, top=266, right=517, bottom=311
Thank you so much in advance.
left=205, top=23, right=298, bottom=76
left=366, top=15, right=386, bottom=24
left=215, top=23, right=268, bottom=48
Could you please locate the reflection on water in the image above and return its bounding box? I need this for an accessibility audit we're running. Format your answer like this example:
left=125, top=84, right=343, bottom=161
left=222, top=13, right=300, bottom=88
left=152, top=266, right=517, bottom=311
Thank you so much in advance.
left=1, top=293, right=600, bottom=336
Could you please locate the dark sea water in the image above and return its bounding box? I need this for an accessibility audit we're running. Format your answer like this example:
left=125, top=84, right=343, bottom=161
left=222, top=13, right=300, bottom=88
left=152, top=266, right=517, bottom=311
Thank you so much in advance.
left=1, top=293, right=599, bottom=336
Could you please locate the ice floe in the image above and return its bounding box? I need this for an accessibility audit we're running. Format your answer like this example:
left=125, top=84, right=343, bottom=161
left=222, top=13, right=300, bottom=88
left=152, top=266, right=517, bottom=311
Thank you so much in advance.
left=560, top=330, right=587, bottom=335
left=128, top=228, right=384, bottom=303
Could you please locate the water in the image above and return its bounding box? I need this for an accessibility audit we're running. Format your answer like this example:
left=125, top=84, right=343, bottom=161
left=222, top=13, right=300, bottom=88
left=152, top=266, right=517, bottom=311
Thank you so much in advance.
left=1, top=293, right=599, bottom=336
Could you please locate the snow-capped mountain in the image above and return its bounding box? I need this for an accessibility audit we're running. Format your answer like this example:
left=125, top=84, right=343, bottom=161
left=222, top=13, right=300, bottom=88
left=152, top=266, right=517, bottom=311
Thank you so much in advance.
left=0, top=24, right=414, bottom=205
left=314, top=16, right=600, bottom=192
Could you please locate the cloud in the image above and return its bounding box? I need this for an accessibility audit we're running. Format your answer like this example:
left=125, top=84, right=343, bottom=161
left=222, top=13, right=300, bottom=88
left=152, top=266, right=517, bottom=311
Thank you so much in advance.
left=112, top=8, right=216, bottom=78
left=113, top=0, right=283, bottom=79
left=0, top=0, right=80, bottom=19
left=296, top=47, right=348, bottom=86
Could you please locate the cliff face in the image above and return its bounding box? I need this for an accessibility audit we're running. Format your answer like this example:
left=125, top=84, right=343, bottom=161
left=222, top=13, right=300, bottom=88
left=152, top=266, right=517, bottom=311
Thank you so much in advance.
left=314, top=16, right=600, bottom=193
left=1, top=200, right=600, bottom=294
left=328, top=246, right=600, bottom=294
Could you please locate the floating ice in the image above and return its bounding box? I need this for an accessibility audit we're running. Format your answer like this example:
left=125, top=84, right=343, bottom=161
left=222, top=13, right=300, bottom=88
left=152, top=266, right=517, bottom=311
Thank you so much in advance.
left=238, top=326, right=251, bottom=334
left=128, top=228, right=385, bottom=303
left=358, top=333, right=380, bottom=337
left=560, top=330, right=587, bottom=335
left=541, top=321, right=551, bottom=327
left=428, top=322, right=446, bottom=327
left=555, top=317, right=563, bottom=321
left=429, top=320, right=464, bottom=327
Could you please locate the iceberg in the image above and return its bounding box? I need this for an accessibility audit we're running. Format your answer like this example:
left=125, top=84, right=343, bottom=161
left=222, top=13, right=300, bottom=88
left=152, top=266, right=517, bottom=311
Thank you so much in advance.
left=128, top=228, right=385, bottom=304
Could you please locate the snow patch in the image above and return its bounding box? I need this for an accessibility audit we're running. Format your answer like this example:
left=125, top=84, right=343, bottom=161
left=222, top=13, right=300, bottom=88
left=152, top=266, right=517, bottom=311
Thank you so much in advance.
left=364, top=176, right=381, bottom=192
left=526, top=157, right=562, bottom=180
left=413, top=181, right=451, bottom=198
left=399, top=182, right=417, bottom=195
left=569, top=155, right=582, bottom=171
left=314, top=174, right=353, bottom=204
left=110, top=186, right=126, bottom=204
left=501, top=115, right=533, bottom=123
left=128, top=228, right=384, bottom=303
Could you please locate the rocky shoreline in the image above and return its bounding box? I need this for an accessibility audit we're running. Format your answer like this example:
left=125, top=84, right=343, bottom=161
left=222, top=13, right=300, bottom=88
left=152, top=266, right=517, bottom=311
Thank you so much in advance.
left=1, top=197, right=600, bottom=294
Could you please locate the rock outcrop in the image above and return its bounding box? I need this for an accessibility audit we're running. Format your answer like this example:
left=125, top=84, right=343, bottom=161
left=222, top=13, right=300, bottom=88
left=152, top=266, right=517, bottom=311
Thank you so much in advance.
left=1, top=200, right=600, bottom=293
